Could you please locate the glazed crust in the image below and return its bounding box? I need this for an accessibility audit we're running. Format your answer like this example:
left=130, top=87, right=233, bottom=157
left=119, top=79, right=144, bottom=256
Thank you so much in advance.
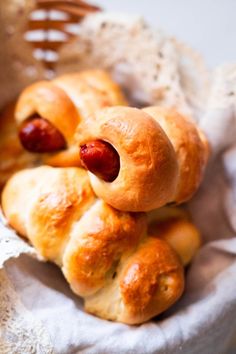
left=54, top=70, right=127, bottom=118
left=76, top=106, right=179, bottom=211
left=76, top=105, right=208, bottom=212
left=148, top=207, right=201, bottom=266
left=15, top=81, right=79, bottom=143
left=143, top=106, right=209, bottom=203
left=1, top=167, right=95, bottom=261
left=15, top=70, right=127, bottom=166
left=119, top=237, right=184, bottom=324
left=2, top=166, right=184, bottom=324
left=63, top=200, right=146, bottom=297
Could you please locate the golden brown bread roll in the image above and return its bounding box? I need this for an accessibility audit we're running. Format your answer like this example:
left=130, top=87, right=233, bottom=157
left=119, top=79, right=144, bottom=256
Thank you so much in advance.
left=147, top=207, right=201, bottom=266
left=15, top=72, right=208, bottom=212
left=143, top=107, right=210, bottom=203
left=15, top=70, right=127, bottom=167
left=0, top=102, right=38, bottom=191
left=77, top=106, right=179, bottom=211
left=78, top=106, right=209, bottom=211
left=1, top=166, right=184, bottom=324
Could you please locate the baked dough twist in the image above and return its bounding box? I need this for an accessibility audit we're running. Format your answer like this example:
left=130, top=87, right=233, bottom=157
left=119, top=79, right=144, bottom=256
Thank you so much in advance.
left=15, top=70, right=127, bottom=166
left=15, top=72, right=208, bottom=212
left=77, top=106, right=209, bottom=211
left=2, top=166, right=184, bottom=324
left=143, top=107, right=210, bottom=204
left=147, top=206, right=201, bottom=266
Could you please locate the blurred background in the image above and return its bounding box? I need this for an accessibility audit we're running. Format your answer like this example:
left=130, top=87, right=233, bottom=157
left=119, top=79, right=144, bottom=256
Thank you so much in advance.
left=98, top=0, right=236, bottom=68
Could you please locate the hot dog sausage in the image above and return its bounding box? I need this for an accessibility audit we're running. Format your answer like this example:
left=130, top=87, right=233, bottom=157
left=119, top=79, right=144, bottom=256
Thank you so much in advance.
left=80, top=140, right=120, bottom=182
left=19, top=116, right=66, bottom=153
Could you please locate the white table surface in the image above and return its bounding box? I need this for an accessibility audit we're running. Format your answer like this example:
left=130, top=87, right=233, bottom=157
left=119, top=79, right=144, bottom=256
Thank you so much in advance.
left=98, top=0, right=236, bottom=69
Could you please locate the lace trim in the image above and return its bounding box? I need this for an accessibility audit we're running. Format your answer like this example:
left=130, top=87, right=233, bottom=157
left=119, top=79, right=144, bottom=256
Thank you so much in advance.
left=0, top=269, right=53, bottom=353
left=0, top=213, right=36, bottom=268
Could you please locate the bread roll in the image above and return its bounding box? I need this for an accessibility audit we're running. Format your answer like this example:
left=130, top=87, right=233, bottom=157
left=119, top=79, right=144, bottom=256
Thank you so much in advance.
left=15, top=70, right=127, bottom=166
left=2, top=166, right=184, bottom=324
left=78, top=106, right=209, bottom=211
left=77, top=106, right=179, bottom=211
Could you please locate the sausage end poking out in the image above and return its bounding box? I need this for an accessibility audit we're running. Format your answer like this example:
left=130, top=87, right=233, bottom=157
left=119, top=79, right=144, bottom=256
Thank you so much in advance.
left=80, top=140, right=120, bottom=182
left=19, top=116, right=66, bottom=153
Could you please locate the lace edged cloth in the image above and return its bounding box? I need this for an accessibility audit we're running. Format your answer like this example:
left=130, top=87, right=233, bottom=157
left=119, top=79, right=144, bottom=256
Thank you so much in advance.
left=0, top=216, right=54, bottom=353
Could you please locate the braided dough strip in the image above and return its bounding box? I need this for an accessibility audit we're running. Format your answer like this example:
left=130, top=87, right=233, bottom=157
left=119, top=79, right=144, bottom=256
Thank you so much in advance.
left=2, top=166, right=184, bottom=324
